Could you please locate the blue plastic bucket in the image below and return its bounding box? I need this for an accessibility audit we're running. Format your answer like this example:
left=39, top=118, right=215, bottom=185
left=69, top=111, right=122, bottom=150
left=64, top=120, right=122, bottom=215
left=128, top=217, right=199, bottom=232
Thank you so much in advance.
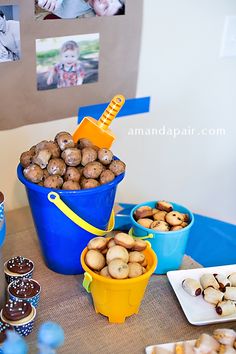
left=17, top=164, right=124, bottom=275
left=130, top=201, right=194, bottom=274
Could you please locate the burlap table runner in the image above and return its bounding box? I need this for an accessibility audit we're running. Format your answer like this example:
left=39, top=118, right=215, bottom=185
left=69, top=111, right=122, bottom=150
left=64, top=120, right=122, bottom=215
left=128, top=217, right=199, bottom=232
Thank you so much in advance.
left=3, top=208, right=236, bottom=353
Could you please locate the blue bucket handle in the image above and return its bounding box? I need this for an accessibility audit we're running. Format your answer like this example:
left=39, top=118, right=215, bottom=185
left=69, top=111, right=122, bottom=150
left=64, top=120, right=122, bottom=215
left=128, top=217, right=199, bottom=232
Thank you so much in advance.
left=48, top=192, right=115, bottom=236
left=128, top=227, right=154, bottom=240
left=128, top=228, right=154, bottom=248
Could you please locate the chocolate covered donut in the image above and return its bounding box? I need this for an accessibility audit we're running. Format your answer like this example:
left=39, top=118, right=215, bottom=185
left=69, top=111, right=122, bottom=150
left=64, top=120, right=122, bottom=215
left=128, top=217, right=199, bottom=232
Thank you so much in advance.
left=2, top=300, right=32, bottom=323
left=9, top=279, right=40, bottom=299
left=6, top=257, right=34, bottom=275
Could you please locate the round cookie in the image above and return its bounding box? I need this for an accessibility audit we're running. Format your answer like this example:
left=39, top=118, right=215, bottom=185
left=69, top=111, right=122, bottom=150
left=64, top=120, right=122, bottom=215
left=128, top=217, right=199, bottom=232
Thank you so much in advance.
left=140, top=257, right=148, bottom=267
left=153, top=211, right=167, bottom=222
left=85, top=250, right=105, bottom=271
left=55, top=132, right=74, bottom=151
left=171, top=225, right=183, bottom=231
left=182, top=213, right=189, bottom=222
left=106, top=246, right=129, bottom=264
left=107, top=238, right=116, bottom=248
left=108, top=259, right=129, bottom=279
left=114, top=233, right=135, bottom=249
left=132, top=239, right=147, bottom=252
left=137, top=218, right=153, bottom=228
left=129, top=251, right=145, bottom=264
left=150, top=220, right=170, bottom=231
left=100, top=266, right=112, bottom=278
left=97, top=148, right=113, bottom=165
left=128, top=262, right=143, bottom=278
left=109, top=160, right=126, bottom=176
left=87, top=237, right=108, bottom=251
left=156, top=201, right=173, bottom=213
left=134, top=206, right=153, bottom=220
left=165, top=211, right=184, bottom=226
left=101, top=248, right=108, bottom=255
left=181, top=222, right=188, bottom=228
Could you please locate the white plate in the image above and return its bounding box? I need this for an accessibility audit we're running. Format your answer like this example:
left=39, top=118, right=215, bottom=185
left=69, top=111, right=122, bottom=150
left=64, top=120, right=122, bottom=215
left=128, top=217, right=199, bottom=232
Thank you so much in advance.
left=146, top=340, right=195, bottom=354
left=167, top=264, right=236, bottom=326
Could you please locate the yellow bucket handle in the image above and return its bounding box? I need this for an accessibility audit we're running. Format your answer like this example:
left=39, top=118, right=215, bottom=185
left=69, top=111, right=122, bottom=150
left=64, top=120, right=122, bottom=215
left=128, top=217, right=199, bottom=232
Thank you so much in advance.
left=48, top=192, right=115, bottom=236
left=83, top=272, right=93, bottom=293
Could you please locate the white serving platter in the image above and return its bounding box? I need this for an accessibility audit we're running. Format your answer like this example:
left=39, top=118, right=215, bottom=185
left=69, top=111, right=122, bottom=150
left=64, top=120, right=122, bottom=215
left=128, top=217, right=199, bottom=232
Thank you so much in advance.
left=167, top=264, right=236, bottom=326
left=146, top=340, right=195, bottom=354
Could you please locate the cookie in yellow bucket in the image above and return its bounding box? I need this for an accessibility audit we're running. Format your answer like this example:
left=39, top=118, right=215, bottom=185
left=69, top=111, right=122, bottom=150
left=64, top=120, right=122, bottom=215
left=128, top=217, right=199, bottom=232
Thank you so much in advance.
left=81, top=233, right=157, bottom=323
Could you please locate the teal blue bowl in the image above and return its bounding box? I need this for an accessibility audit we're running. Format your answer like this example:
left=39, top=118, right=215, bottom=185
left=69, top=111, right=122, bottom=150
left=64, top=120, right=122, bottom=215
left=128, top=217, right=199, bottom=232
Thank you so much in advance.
left=130, top=201, right=194, bottom=274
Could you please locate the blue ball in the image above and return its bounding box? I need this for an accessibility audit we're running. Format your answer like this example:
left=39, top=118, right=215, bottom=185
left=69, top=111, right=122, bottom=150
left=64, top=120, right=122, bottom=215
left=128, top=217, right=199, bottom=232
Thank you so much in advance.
left=38, top=322, right=64, bottom=349
left=2, top=331, right=28, bottom=354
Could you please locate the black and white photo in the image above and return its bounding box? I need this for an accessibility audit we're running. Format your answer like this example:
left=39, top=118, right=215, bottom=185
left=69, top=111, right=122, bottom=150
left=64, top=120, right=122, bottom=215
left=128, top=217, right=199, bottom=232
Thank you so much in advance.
left=0, top=5, right=21, bottom=63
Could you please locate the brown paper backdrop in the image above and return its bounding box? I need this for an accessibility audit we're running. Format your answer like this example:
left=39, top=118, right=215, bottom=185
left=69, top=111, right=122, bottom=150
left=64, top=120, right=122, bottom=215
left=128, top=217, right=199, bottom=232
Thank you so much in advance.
left=0, top=0, right=143, bottom=130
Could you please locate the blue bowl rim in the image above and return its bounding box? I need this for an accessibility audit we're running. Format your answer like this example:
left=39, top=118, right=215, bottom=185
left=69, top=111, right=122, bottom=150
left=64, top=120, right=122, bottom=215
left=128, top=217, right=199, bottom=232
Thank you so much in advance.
left=130, top=200, right=194, bottom=236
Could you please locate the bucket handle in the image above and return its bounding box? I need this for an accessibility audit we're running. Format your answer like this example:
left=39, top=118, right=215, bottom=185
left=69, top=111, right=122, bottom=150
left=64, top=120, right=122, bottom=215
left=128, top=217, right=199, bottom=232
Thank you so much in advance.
left=128, top=228, right=154, bottom=248
left=48, top=192, right=115, bottom=236
left=83, top=272, right=92, bottom=293
left=128, top=228, right=154, bottom=240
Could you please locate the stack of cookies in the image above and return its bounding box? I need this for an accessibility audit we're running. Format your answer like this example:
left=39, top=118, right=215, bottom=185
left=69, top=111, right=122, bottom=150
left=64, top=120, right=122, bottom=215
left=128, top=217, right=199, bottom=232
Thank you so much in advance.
left=85, top=233, right=148, bottom=279
left=134, top=200, right=190, bottom=232
left=0, top=256, right=41, bottom=337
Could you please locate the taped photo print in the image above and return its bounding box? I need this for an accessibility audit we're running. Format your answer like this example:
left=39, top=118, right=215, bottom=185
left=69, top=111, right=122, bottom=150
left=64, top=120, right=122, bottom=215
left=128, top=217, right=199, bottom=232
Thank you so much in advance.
left=35, top=0, right=125, bottom=20
left=36, top=33, right=99, bottom=91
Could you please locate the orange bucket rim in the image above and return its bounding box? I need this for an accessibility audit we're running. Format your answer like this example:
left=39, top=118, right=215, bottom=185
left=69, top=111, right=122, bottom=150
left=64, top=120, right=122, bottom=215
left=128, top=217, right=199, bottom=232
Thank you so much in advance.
left=80, top=246, right=157, bottom=284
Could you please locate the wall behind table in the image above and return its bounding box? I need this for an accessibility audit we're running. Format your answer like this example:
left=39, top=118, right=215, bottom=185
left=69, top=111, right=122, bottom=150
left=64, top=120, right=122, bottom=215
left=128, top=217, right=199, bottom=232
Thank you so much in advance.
left=0, top=0, right=142, bottom=129
left=1, top=0, right=236, bottom=225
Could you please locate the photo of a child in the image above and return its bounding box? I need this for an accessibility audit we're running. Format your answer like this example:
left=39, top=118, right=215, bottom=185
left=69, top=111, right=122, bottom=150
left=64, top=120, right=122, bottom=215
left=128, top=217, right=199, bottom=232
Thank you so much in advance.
left=35, top=0, right=125, bottom=20
left=36, top=33, right=99, bottom=91
left=47, top=41, right=85, bottom=88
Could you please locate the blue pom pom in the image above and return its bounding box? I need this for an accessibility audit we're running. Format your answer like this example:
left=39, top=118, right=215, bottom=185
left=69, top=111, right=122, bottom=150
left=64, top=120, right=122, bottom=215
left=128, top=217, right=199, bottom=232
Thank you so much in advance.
left=38, top=322, right=64, bottom=349
left=2, top=331, right=28, bottom=354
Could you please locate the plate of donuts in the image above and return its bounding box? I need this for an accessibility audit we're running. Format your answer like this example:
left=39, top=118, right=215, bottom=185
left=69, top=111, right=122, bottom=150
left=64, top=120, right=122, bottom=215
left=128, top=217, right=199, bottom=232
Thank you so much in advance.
left=167, top=264, right=236, bottom=325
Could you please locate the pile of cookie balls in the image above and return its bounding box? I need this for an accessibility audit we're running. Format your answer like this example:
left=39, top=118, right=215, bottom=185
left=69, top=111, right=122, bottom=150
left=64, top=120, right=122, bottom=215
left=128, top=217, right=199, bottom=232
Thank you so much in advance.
left=134, top=201, right=190, bottom=232
left=20, top=132, right=126, bottom=190
left=85, top=233, right=148, bottom=279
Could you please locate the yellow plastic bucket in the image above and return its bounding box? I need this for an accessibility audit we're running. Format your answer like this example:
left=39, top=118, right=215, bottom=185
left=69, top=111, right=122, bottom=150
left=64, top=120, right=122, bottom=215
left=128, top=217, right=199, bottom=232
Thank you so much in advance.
left=81, top=244, right=157, bottom=323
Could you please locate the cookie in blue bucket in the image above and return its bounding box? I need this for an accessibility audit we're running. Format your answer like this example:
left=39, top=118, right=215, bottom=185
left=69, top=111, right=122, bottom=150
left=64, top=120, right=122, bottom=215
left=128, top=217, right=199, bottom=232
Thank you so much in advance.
left=4, top=257, right=34, bottom=284
left=0, top=300, right=36, bottom=336
left=0, top=321, right=14, bottom=353
left=8, top=278, right=41, bottom=308
left=130, top=200, right=194, bottom=274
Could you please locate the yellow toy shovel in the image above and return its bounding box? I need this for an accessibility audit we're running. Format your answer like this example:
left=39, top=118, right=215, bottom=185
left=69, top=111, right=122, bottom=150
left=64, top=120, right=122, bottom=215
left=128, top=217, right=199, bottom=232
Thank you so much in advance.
left=73, top=95, right=125, bottom=149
